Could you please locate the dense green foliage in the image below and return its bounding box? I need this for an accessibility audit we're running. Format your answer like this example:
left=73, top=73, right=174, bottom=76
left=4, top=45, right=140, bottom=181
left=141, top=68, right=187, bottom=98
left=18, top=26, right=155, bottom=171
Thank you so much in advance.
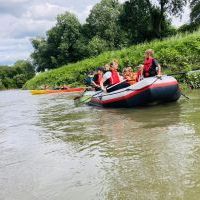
left=119, top=0, right=176, bottom=43
left=178, top=22, right=200, bottom=33
left=31, top=12, right=83, bottom=72
left=31, top=0, right=187, bottom=72
left=190, top=0, right=200, bottom=24
left=0, top=60, right=35, bottom=89
left=151, top=0, right=187, bottom=37
left=187, top=70, right=200, bottom=89
left=25, top=30, right=200, bottom=89
left=178, top=0, right=200, bottom=33
left=86, top=0, right=127, bottom=49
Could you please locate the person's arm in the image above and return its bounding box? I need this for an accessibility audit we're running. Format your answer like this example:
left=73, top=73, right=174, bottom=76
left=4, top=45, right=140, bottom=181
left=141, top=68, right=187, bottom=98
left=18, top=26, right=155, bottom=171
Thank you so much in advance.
left=91, top=81, right=100, bottom=88
left=91, top=75, right=100, bottom=88
left=140, top=65, right=144, bottom=77
left=157, top=63, right=161, bottom=75
left=91, top=80, right=100, bottom=88
left=154, top=59, right=162, bottom=75
left=120, top=75, right=124, bottom=81
left=100, top=72, right=111, bottom=92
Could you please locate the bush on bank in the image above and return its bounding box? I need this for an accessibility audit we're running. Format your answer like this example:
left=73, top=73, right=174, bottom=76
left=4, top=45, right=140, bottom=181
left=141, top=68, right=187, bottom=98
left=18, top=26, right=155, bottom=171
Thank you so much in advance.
left=187, top=70, right=200, bottom=89
left=24, top=30, right=200, bottom=89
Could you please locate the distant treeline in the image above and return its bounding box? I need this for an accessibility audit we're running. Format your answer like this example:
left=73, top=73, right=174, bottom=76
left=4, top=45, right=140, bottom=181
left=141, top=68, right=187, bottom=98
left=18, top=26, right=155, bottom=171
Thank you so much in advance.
left=31, top=0, right=200, bottom=72
left=0, top=60, right=35, bottom=90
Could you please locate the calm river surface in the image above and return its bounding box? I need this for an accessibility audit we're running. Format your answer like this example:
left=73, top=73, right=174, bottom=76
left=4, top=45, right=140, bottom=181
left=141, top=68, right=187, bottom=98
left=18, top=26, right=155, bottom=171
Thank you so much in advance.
left=0, top=90, right=200, bottom=200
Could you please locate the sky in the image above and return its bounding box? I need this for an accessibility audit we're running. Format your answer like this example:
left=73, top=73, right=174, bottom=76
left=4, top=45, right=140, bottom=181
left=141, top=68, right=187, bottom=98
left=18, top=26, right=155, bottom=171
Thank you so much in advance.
left=0, top=0, right=190, bottom=66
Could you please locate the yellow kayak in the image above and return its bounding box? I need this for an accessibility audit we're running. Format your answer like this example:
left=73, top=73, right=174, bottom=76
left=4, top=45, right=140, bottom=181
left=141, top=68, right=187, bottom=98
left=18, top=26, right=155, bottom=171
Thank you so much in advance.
left=30, top=90, right=49, bottom=95
left=30, top=88, right=85, bottom=95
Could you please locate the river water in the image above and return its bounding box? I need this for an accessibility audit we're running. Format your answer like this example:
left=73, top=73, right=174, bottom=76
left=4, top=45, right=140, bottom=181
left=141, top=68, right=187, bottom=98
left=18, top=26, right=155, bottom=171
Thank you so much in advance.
left=0, top=90, right=200, bottom=200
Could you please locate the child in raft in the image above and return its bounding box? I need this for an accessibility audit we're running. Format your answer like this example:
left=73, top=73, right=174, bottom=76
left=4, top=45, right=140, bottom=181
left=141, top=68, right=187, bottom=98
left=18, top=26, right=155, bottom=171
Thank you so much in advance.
left=122, top=67, right=137, bottom=84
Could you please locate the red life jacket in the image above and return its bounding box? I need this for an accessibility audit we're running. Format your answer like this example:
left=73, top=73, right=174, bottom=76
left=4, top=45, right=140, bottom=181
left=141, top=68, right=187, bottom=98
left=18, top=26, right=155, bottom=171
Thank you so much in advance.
left=109, top=70, right=120, bottom=85
left=143, top=57, right=153, bottom=77
left=94, top=74, right=103, bottom=85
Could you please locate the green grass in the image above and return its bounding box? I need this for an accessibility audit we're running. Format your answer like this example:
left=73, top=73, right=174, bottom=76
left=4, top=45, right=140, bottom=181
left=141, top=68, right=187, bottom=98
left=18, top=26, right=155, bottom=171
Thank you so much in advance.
left=24, top=30, right=200, bottom=89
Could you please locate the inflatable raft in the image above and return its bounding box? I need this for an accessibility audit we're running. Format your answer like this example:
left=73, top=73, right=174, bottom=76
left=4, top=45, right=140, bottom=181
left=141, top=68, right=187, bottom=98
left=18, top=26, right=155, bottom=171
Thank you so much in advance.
left=83, top=76, right=181, bottom=108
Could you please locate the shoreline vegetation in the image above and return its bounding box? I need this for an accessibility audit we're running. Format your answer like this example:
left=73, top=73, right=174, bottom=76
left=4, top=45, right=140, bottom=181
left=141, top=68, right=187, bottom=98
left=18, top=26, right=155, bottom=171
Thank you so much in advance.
left=0, top=60, right=35, bottom=90
left=24, top=30, right=200, bottom=90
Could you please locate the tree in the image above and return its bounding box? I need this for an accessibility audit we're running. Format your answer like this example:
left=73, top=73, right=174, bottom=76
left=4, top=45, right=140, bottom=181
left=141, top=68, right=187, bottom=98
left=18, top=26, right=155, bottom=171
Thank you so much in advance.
left=190, top=0, right=200, bottom=24
left=85, top=0, right=128, bottom=49
left=48, top=12, right=82, bottom=64
left=31, top=38, right=52, bottom=72
left=86, top=36, right=109, bottom=57
left=120, top=0, right=153, bottom=43
left=0, top=60, right=35, bottom=89
left=31, top=12, right=82, bottom=71
left=14, top=60, right=35, bottom=79
left=120, top=0, right=176, bottom=43
left=146, top=0, right=187, bottom=37
left=13, top=74, right=27, bottom=88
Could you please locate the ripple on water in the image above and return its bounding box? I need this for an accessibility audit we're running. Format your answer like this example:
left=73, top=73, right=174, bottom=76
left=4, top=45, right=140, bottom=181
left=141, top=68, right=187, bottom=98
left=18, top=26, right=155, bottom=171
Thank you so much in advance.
left=1, top=90, right=200, bottom=200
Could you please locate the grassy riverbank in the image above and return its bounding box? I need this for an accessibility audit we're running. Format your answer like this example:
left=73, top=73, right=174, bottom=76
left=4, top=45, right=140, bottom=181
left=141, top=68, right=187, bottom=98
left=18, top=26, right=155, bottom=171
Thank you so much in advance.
left=25, top=30, right=200, bottom=89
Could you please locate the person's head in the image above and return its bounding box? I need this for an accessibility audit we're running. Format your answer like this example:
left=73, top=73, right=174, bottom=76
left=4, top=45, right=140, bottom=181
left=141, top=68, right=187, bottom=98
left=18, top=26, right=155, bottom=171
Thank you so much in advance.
left=145, top=49, right=154, bottom=59
left=122, top=67, right=128, bottom=74
left=136, top=64, right=144, bottom=70
left=127, top=67, right=133, bottom=72
left=96, top=67, right=105, bottom=74
left=104, top=64, right=110, bottom=71
left=110, top=60, right=119, bottom=70
left=122, top=67, right=130, bottom=77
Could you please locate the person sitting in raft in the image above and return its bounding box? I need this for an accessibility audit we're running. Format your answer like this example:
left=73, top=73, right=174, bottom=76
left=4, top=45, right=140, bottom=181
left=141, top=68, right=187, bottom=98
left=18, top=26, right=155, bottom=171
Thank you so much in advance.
left=100, top=60, right=129, bottom=93
left=104, top=63, right=110, bottom=72
left=135, top=64, right=144, bottom=82
left=91, top=67, right=105, bottom=91
left=84, top=71, right=94, bottom=86
left=140, top=49, right=162, bottom=78
left=123, top=67, right=137, bottom=85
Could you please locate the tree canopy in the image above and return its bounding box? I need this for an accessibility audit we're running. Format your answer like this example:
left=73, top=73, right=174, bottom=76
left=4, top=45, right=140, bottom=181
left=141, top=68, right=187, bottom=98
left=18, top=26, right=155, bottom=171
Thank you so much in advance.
left=0, top=60, right=35, bottom=89
left=30, top=0, right=192, bottom=72
left=190, top=0, right=200, bottom=24
left=85, top=0, right=128, bottom=49
left=31, top=12, right=83, bottom=72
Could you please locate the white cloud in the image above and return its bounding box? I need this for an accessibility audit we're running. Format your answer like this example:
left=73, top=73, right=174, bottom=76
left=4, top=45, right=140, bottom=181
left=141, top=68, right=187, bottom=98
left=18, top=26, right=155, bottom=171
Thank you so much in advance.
left=172, top=5, right=191, bottom=27
left=118, top=0, right=126, bottom=3
left=23, top=2, right=66, bottom=20
left=0, top=38, right=32, bottom=65
left=0, top=14, right=55, bottom=38
left=0, top=0, right=191, bottom=66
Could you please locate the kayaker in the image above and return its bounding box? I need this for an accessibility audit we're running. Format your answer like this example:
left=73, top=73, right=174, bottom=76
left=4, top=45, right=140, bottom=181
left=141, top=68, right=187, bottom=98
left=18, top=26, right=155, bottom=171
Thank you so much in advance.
left=140, top=49, right=162, bottom=78
left=100, top=60, right=129, bottom=93
left=91, top=67, right=104, bottom=91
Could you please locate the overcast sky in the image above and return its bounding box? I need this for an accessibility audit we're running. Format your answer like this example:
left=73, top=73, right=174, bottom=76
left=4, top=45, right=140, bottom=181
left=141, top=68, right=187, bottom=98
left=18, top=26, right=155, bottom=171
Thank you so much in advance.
left=0, top=0, right=190, bottom=66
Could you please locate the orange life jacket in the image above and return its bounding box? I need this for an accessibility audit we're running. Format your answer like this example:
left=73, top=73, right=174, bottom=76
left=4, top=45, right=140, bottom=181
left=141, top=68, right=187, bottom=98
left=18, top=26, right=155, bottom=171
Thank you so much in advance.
left=125, top=72, right=137, bottom=85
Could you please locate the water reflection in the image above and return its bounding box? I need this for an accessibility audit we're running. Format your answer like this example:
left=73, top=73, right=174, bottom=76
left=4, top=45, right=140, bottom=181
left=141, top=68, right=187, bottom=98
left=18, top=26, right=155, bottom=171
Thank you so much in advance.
left=38, top=97, right=182, bottom=158
left=37, top=91, right=200, bottom=199
left=1, top=90, right=199, bottom=199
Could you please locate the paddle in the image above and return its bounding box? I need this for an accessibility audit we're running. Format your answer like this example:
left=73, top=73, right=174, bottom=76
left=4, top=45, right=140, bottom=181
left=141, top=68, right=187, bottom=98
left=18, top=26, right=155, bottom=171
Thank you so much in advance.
left=167, top=68, right=200, bottom=76
left=74, top=90, right=103, bottom=105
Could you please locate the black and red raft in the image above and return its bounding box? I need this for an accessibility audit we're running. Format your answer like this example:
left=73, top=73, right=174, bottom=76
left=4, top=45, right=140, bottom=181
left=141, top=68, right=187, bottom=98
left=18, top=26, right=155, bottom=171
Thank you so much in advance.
left=84, top=76, right=181, bottom=108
